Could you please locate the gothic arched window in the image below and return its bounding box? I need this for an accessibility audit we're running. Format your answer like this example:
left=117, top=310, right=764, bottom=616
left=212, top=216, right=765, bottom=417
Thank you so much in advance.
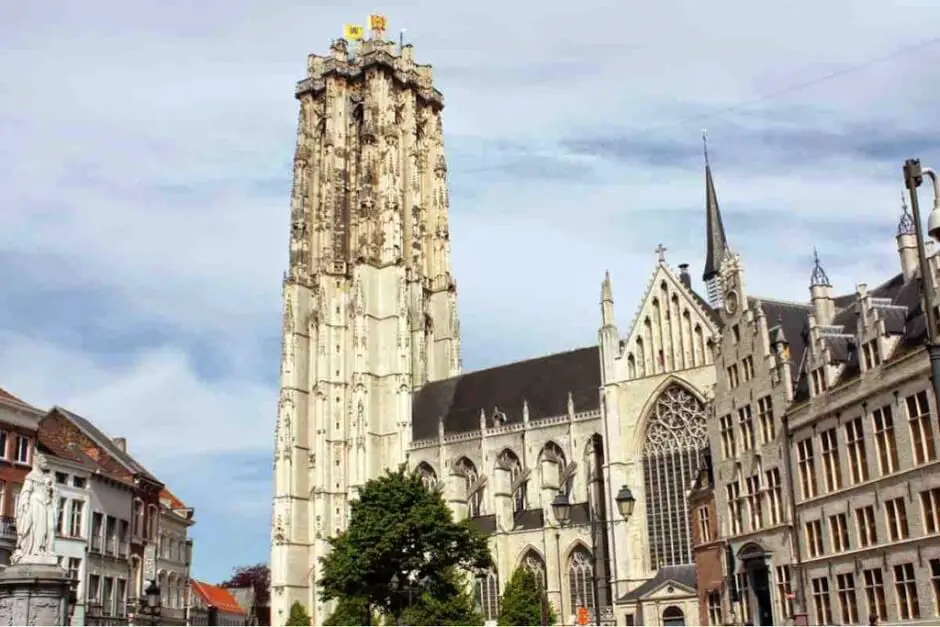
left=567, top=546, right=595, bottom=612
left=642, top=385, right=708, bottom=568
left=540, top=442, right=570, bottom=495
left=456, top=457, right=482, bottom=518
left=521, top=549, right=547, bottom=591
left=416, top=462, right=438, bottom=490
left=474, top=569, right=500, bottom=621
left=498, top=449, right=526, bottom=513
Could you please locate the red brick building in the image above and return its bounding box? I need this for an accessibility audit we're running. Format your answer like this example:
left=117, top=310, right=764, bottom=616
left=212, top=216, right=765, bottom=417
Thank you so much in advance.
left=0, top=388, right=43, bottom=564
left=688, top=450, right=727, bottom=626
left=39, top=406, right=165, bottom=602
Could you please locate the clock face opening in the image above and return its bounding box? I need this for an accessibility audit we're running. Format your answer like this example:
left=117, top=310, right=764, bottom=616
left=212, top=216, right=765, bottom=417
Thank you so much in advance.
left=725, top=291, right=739, bottom=315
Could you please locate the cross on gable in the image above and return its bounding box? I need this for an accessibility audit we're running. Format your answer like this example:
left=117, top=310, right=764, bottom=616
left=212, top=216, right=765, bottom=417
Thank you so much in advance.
left=655, top=244, right=667, bottom=263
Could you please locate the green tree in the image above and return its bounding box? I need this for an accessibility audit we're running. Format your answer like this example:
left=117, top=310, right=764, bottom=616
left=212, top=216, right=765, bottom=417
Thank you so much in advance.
left=399, top=568, right=483, bottom=626
left=323, top=596, right=377, bottom=626
left=318, top=466, right=492, bottom=623
left=498, top=567, right=556, bottom=626
left=285, top=601, right=312, bottom=626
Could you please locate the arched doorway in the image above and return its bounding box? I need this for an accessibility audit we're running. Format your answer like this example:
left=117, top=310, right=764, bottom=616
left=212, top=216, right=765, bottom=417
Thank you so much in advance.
left=738, top=542, right=773, bottom=625
left=662, top=605, right=685, bottom=627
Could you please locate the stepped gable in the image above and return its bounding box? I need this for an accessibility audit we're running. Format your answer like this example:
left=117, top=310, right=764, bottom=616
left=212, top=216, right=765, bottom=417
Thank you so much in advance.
left=411, top=346, right=600, bottom=441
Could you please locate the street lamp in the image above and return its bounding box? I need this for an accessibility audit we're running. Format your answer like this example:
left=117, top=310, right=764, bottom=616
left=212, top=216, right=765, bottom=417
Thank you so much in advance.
left=903, top=158, right=940, bottom=406
left=134, top=579, right=162, bottom=625
left=614, top=486, right=636, bottom=520
left=552, top=485, right=636, bottom=627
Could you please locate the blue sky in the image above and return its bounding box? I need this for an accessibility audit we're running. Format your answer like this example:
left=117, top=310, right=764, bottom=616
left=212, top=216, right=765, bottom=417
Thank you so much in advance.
left=1, top=0, right=940, bottom=582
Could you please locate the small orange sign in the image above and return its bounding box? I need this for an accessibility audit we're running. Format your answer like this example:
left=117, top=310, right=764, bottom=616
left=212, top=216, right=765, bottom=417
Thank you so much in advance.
left=577, top=607, right=589, bottom=626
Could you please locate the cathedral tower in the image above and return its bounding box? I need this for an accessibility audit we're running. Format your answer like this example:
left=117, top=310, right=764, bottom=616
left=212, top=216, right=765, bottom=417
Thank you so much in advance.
left=270, top=33, right=461, bottom=625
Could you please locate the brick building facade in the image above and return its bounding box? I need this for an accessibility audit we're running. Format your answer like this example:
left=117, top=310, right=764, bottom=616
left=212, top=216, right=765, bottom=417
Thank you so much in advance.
left=0, top=388, right=42, bottom=564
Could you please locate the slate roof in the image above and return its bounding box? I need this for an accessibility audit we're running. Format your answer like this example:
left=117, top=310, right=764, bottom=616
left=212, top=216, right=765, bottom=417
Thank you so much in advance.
left=53, top=406, right=161, bottom=485
left=750, top=297, right=813, bottom=374
left=789, top=271, right=927, bottom=403
left=411, top=346, right=601, bottom=441
left=618, top=565, right=697, bottom=602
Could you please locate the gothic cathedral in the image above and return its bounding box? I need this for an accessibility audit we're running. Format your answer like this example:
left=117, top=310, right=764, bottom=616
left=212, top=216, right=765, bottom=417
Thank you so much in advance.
left=272, top=34, right=724, bottom=627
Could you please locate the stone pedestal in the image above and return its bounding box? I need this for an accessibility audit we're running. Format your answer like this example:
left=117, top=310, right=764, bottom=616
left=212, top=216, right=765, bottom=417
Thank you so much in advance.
left=0, top=557, right=71, bottom=626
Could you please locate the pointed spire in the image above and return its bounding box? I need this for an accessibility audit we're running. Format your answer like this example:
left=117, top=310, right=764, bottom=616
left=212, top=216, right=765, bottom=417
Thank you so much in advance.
left=898, top=190, right=916, bottom=236
left=601, top=270, right=613, bottom=303
left=810, top=247, right=831, bottom=287
left=702, top=129, right=729, bottom=283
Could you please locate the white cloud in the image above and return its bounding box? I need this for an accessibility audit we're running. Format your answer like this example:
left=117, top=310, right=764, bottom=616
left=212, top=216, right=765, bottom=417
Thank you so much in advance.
left=0, top=332, right=275, bottom=463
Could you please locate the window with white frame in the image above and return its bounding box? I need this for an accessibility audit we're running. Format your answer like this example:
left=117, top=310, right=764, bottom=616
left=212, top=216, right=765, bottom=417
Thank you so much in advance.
left=845, top=417, right=869, bottom=484
left=474, top=569, right=499, bottom=622
left=757, top=395, right=775, bottom=443
left=738, top=405, right=755, bottom=451
left=872, top=405, right=899, bottom=474
left=885, top=497, right=909, bottom=541
left=797, top=438, right=816, bottom=499
left=836, top=573, right=858, bottom=625
left=69, top=500, right=84, bottom=538
left=820, top=427, right=842, bottom=491
left=921, top=487, right=940, bottom=534
left=14, top=435, right=29, bottom=464
left=775, top=565, right=793, bottom=619
left=707, top=590, right=722, bottom=625
left=829, top=513, right=849, bottom=552
left=906, top=390, right=936, bottom=465
left=894, top=562, right=920, bottom=620
left=765, top=468, right=783, bottom=525
left=856, top=505, right=877, bottom=547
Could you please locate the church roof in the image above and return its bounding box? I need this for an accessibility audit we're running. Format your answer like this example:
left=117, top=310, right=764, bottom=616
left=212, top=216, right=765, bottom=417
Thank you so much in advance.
left=617, top=565, right=697, bottom=602
left=411, top=346, right=600, bottom=441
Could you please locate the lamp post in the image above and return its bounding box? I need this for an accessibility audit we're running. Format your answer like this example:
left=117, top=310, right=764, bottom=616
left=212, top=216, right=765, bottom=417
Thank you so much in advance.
left=134, top=579, right=162, bottom=626
left=551, top=485, right=636, bottom=627
left=903, top=158, right=940, bottom=405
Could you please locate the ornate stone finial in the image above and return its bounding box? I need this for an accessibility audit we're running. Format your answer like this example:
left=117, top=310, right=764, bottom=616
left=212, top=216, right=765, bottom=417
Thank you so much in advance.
left=898, top=191, right=916, bottom=236
left=522, top=399, right=530, bottom=424
left=655, top=244, right=667, bottom=264
left=11, top=453, right=58, bottom=566
left=810, top=247, right=831, bottom=287
left=567, top=391, right=575, bottom=418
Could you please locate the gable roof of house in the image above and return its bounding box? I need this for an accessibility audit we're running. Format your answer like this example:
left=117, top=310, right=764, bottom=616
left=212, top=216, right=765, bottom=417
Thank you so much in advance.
left=52, top=406, right=161, bottom=485
left=191, top=581, right=247, bottom=615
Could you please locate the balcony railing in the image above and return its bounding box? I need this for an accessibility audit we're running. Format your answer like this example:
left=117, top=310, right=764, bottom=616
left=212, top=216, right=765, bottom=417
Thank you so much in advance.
left=0, top=516, right=16, bottom=538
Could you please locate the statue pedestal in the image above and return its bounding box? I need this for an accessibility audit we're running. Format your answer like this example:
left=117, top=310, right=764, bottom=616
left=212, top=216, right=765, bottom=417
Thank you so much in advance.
left=0, top=558, right=71, bottom=626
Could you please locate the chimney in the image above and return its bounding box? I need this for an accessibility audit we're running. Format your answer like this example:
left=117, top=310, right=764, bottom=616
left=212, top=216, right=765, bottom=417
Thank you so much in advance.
left=678, top=263, right=692, bottom=289
left=112, top=437, right=127, bottom=453
left=897, top=194, right=919, bottom=281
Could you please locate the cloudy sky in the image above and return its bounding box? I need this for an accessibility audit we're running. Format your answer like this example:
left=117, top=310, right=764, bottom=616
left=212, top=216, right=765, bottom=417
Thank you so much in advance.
left=2, top=0, right=940, bottom=582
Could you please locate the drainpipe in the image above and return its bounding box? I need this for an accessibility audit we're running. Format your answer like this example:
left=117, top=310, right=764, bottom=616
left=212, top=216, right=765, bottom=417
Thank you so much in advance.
left=782, top=413, right=807, bottom=626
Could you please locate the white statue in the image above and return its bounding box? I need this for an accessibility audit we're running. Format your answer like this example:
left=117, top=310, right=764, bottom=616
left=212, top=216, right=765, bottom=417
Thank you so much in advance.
left=11, top=453, right=57, bottom=564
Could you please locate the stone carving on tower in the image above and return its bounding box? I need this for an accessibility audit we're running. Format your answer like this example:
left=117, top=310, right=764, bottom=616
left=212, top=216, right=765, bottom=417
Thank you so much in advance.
left=270, top=29, right=461, bottom=626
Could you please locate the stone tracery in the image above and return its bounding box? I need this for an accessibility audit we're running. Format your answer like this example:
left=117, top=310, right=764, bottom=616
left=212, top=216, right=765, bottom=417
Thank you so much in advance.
left=642, top=384, right=708, bottom=569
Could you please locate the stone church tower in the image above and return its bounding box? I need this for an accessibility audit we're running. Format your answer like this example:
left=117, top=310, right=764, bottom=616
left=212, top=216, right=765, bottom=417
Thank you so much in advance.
left=270, top=35, right=460, bottom=625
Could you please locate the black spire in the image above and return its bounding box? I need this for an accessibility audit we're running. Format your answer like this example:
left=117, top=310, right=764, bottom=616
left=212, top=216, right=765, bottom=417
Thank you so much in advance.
left=702, top=130, right=729, bottom=282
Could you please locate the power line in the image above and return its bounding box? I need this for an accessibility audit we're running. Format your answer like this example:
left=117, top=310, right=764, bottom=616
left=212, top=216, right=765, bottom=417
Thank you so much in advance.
left=648, top=33, right=940, bottom=133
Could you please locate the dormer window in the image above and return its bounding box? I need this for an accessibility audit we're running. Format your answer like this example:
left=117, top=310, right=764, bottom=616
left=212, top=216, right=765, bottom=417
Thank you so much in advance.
left=862, top=340, right=881, bottom=370
left=811, top=367, right=828, bottom=395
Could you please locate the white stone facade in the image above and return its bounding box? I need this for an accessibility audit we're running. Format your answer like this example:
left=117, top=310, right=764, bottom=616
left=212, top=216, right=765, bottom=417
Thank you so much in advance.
left=271, top=35, right=720, bottom=627
left=49, top=456, right=90, bottom=626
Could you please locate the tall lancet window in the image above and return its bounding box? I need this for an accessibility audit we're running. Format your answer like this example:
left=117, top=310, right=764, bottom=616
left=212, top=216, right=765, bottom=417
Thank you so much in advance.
left=522, top=550, right=547, bottom=591
left=642, top=385, right=709, bottom=568
left=567, top=546, right=595, bottom=612
left=474, top=569, right=500, bottom=621
left=456, top=457, right=483, bottom=518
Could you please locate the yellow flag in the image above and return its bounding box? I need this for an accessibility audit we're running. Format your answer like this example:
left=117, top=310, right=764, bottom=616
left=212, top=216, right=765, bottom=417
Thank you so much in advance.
left=343, top=24, right=364, bottom=40
left=369, top=14, right=387, bottom=31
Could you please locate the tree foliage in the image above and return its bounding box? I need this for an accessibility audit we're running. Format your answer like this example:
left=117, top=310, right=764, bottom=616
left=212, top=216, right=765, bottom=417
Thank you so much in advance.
left=221, top=563, right=270, bottom=608
left=399, top=568, right=483, bottom=626
left=285, top=601, right=312, bottom=626
left=323, top=596, right=377, bottom=626
left=318, top=465, right=492, bottom=622
left=498, top=567, right=556, bottom=626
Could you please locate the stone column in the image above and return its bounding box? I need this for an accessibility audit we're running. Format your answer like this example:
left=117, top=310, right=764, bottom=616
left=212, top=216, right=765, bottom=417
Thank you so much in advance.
left=0, top=558, right=72, bottom=626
